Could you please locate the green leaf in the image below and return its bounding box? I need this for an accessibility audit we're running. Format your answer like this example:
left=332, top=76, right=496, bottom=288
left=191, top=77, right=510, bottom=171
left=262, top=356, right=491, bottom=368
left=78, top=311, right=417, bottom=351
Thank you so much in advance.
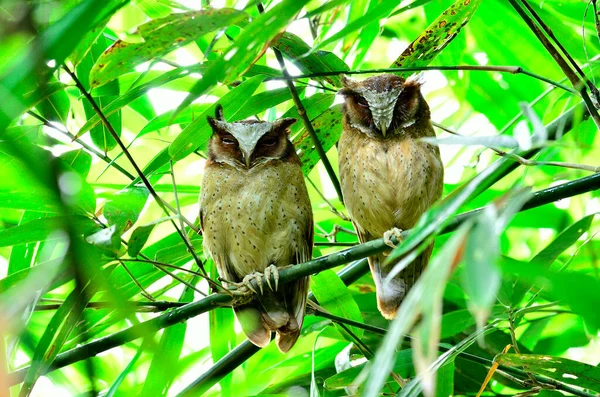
left=510, top=214, right=595, bottom=305
left=35, top=77, right=70, bottom=125
left=177, top=0, right=309, bottom=112
left=0, top=191, right=61, bottom=213
left=324, top=349, right=414, bottom=390
left=0, top=216, right=95, bottom=247
left=89, top=9, right=249, bottom=88
left=313, top=1, right=401, bottom=53
left=0, top=0, right=126, bottom=132
left=391, top=0, right=482, bottom=71
left=461, top=206, right=501, bottom=329
left=273, top=32, right=349, bottom=87
left=77, top=32, right=122, bottom=152
left=440, top=309, right=476, bottom=339
left=59, top=150, right=92, bottom=178
left=106, top=339, right=149, bottom=397
left=495, top=354, right=600, bottom=393
left=294, top=104, right=342, bottom=175
left=128, top=224, right=157, bottom=257
left=20, top=250, right=102, bottom=395
left=141, top=282, right=195, bottom=396
left=435, top=360, right=454, bottom=397
left=103, top=186, right=149, bottom=233
left=168, top=75, right=264, bottom=160
left=310, top=270, right=364, bottom=339
left=78, top=64, right=203, bottom=137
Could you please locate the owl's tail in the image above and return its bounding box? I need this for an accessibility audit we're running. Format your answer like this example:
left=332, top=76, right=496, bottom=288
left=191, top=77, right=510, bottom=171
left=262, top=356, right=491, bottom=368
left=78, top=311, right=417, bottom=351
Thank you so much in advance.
left=370, top=244, right=433, bottom=319
left=234, top=277, right=308, bottom=352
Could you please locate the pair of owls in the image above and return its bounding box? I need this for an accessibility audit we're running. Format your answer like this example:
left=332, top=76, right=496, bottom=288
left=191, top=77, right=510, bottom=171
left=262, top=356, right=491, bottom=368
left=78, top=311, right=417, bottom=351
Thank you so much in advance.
left=199, top=74, right=444, bottom=352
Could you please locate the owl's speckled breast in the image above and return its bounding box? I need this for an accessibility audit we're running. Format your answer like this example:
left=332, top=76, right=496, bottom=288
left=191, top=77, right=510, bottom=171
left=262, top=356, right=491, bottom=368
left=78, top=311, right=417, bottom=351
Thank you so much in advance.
left=338, top=129, right=443, bottom=237
left=200, top=160, right=312, bottom=280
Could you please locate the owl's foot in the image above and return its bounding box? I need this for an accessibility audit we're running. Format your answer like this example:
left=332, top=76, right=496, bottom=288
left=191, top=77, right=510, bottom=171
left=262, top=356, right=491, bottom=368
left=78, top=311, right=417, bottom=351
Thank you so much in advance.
left=225, top=272, right=265, bottom=295
left=383, top=227, right=404, bottom=248
left=264, top=264, right=280, bottom=292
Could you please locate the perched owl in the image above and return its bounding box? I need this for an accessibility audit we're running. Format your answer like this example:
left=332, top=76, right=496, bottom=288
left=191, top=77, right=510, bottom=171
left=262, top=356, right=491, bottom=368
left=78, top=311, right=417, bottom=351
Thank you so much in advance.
left=200, top=106, right=313, bottom=352
left=338, top=74, right=444, bottom=319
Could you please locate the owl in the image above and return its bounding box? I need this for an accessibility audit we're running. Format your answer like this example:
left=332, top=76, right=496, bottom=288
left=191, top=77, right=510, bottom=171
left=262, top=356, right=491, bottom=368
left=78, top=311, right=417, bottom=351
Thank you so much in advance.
left=200, top=105, right=313, bottom=352
left=338, top=74, right=444, bottom=319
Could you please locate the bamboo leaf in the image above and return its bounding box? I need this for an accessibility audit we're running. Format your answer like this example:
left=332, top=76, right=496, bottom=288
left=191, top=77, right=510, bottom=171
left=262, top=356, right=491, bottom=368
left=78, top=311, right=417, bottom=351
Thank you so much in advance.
left=391, top=0, right=482, bottom=71
left=168, top=75, right=264, bottom=160
left=273, top=32, right=349, bottom=87
left=177, top=0, right=310, bottom=112
left=310, top=270, right=364, bottom=339
left=496, top=354, right=600, bottom=392
left=89, top=9, right=249, bottom=88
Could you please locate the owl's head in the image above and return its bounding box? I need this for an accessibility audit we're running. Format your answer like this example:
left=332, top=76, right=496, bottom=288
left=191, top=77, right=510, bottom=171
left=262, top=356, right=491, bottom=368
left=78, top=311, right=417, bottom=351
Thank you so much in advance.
left=207, top=105, right=297, bottom=169
left=338, top=73, right=428, bottom=138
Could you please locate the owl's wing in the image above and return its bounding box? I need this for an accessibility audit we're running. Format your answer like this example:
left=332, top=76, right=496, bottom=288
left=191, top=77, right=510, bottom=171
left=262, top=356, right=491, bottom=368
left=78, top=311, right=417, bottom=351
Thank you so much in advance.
left=275, top=197, right=313, bottom=353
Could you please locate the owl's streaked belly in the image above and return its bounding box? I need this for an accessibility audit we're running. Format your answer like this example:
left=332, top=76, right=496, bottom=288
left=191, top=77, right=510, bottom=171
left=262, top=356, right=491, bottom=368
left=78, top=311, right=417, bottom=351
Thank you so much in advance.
left=201, top=161, right=312, bottom=279
left=339, top=131, right=443, bottom=237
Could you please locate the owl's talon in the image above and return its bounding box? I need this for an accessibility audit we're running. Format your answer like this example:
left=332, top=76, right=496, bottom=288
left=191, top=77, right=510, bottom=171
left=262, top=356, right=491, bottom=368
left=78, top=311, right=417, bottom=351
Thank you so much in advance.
left=264, top=264, right=280, bottom=292
left=383, top=227, right=404, bottom=248
left=241, top=273, right=264, bottom=294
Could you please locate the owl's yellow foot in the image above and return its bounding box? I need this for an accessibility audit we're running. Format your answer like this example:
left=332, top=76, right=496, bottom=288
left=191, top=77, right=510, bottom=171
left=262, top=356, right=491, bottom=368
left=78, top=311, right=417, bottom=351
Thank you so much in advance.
left=383, top=227, right=404, bottom=248
left=264, top=264, right=280, bottom=292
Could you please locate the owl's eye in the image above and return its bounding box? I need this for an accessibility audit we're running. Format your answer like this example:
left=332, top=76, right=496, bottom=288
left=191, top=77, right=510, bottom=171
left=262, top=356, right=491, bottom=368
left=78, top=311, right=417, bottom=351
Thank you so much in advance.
left=261, top=136, right=278, bottom=146
left=356, top=97, right=369, bottom=108
left=221, top=136, right=237, bottom=145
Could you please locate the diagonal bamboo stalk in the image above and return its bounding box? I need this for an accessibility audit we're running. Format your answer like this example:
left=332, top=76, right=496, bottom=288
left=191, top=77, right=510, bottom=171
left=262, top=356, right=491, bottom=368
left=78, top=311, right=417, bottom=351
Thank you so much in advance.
left=8, top=172, right=600, bottom=387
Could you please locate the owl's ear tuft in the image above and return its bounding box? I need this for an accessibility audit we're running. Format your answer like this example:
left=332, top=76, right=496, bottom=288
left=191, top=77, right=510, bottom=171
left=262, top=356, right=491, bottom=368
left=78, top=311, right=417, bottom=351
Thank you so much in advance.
left=215, top=104, right=225, bottom=120
left=341, top=74, right=359, bottom=88
left=404, top=73, right=425, bottom=89
left=275, top=118, right=297, bottom=133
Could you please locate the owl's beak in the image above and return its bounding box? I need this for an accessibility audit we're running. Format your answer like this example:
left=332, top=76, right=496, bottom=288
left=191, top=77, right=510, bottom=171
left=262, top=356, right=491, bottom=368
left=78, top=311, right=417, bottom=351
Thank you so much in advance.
left=372, top=107, right=394, bottom=137
left=241, top=149, right=252, bottom=168
left=379, top=123, right=387, bottom=137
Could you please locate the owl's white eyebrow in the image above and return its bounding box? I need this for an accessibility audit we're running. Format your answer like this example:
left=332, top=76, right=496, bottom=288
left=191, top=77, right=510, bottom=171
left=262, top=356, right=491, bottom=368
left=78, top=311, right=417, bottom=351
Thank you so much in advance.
left=214, top=120, right=273, bottom=153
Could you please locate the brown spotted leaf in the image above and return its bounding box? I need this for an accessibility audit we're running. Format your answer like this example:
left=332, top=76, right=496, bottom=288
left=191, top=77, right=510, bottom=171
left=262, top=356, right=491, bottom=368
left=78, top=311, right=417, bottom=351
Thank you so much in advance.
left=294, top=104, right=343, bottom=175
left=495, top=354, right=600, bottom=393
left=391, top=0, right=481, bottom=72
left=89, top=8, right=248, bottom=88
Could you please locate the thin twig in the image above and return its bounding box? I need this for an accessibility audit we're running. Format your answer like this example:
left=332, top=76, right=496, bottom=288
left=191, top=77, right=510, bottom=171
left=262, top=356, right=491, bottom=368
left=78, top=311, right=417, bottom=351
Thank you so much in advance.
left=118, top=260, right=156, bottom=301
left=27, top=111, right=201, bottom=233
left=63, top=64, right=208, bottom=277
left=433, top=122, right=600, bottom=173
left=306, top=176, right=348, bottom=220
left=520, top=0, right=600, bottom=102
left=494, top=150, right=600, bottom=173
left=266, top=65, right=578, bottom=94
left=257, top=3, right=344, bottom=203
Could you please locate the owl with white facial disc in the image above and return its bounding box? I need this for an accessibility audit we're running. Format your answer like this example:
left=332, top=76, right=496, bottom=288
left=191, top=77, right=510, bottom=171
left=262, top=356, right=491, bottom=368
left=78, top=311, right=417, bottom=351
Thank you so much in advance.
left=200, top=105, right=313, bottom=352
left=338, top=74, right=444, bottom=319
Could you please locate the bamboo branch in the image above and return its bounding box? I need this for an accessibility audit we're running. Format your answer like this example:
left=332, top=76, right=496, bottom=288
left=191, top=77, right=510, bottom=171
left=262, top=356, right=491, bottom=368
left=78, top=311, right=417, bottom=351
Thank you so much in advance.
left=266, top=65, right=578, bottom=94
left=9, top=173, right=600, bottom=387
left=507, top=0, right=600, bottom=130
